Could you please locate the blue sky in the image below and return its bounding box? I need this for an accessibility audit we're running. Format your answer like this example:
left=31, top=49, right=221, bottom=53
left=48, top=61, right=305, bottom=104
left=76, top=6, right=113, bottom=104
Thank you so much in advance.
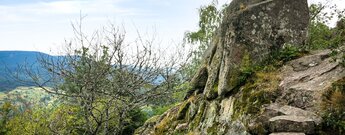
left=0, top=0, right=343, bottom=54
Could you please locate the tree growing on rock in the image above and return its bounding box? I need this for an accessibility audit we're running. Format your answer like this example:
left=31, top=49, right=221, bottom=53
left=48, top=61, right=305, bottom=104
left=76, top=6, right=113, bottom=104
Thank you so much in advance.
left=183, top=0, right=228, bottom=80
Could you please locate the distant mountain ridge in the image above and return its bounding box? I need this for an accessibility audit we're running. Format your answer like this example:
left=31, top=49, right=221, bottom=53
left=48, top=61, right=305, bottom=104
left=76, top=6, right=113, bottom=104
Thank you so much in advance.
left=0, top=51, right=56, bottom=92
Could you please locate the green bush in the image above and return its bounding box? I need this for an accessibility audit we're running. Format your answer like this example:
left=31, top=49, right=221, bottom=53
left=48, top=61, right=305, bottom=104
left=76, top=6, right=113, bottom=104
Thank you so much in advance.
left=308, top=22, right=334, bottom=50
left=122, top=108, right=149, bottom=135
left=308, top=3, right=345, bottom=50
left=321, top=78, right=345, bottom=134
left=0, top=102, right=18, bottom=134
left=277, top=45, right=304, bottom=62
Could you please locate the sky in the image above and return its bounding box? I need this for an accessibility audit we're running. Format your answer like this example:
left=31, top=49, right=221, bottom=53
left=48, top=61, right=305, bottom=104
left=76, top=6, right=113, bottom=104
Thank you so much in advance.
left=0, top=0, right=343, bottom=55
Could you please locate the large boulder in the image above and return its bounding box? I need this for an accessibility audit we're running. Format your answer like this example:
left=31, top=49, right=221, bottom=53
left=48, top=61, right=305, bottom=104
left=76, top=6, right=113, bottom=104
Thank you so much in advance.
left=196, top=0, right=310, bottom=99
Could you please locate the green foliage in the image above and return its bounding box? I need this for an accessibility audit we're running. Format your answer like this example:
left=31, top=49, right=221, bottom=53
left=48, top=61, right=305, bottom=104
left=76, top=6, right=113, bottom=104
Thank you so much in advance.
left=1, top=103, right=149, bottom=135
left=151, top=104, right=175, bottom=116
left=142, top=82, right=190, bottom=122
left=1, top=104, right=84, bottom=135
left=1, top=104, right=147, bottom=135
left=238, top=51, right=255, bottom=84
left=122, top=108, right=149, bottom=135
left=276, top=45, right=305, bottom=63
left=0, top=102, right=17, bottom=134
left=327, top=19, right=345, bottom=67
left=182, top=1, right=227, bottom=80
left=308, top=3, right=345, bottom=50
left=321, top=78, right=345, bottom=134
left=308, top=22, right=334, bottom=49
left=185, top=0, right=224, bottom=45
left=262, top=44, right=307, bottom=71
left=0, top=87, right=58, bottom=111
left=6, top=107, right=51, bottom=135
left=173, top=82, right=191, bottom=101
left=48, top=105, right=85, bottom=134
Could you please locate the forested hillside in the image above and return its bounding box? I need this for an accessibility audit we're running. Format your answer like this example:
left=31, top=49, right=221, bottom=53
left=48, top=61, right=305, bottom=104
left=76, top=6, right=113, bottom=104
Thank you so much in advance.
left=0, top=51, right=56, bottom=91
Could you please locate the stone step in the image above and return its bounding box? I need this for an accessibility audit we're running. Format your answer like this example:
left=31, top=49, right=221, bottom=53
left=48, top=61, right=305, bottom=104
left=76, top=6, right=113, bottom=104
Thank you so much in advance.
left=265, top=104, right=321, bottom=124
left=269, top=132, right=306, bottom=135
left=266, top=104, right=313, bottom=116
left=269, top=115, right=315, bottom=134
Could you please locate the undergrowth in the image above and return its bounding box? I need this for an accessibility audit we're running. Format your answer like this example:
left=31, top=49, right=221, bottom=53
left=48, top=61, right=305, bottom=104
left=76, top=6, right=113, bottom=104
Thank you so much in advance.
left=320, top=77, right=345, bottom=135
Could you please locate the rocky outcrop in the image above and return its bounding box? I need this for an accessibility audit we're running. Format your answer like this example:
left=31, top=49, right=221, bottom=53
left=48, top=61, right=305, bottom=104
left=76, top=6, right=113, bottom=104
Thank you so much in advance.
left=134, top=0, right=345, bottom=135
left=135, top=49, right=345, bottom=135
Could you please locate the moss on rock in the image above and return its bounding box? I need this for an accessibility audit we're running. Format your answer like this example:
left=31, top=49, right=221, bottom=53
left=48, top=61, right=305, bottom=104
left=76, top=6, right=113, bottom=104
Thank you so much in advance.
left=232, top=71, right=280, bottom=120
left=206, top=122, right=219, bottom=135
left=190, top=101, right=206, bottom=129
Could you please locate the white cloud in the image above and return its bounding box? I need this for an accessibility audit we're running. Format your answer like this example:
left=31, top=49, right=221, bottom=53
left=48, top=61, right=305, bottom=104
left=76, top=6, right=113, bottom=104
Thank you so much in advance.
left=0, top=0, right=138, bottom=23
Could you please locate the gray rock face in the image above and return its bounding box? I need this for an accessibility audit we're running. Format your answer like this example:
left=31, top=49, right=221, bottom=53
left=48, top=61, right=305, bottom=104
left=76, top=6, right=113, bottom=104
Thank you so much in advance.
left=278, top=50, right=345, bottom=111
left=197, top=0, right=310, bottom=99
